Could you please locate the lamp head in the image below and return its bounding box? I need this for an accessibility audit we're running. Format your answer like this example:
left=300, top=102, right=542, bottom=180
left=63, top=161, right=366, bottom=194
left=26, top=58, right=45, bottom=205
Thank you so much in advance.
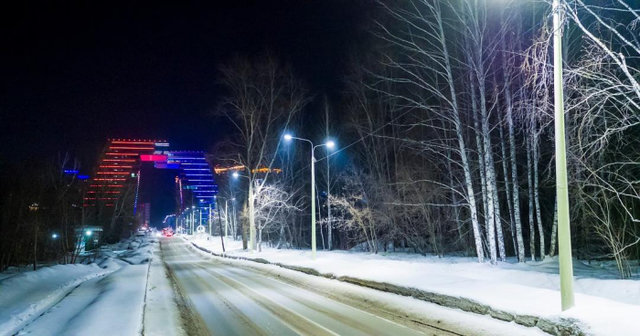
left=283, top=133, right=293, bottom=141
left=232, top=171, right=239, bottom=179
left=325, top=140, right=335, bottom=149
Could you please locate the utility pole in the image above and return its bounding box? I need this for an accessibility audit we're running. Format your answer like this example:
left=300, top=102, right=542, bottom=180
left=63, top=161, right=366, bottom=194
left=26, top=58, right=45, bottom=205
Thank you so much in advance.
left=217, top=204, right=226, bottom=253
left=553, top=0, right=575, bottom=311
left=224, top=200, right=229, bottom=237
left=249, top=178, right=256, bottom=250
left=325, top=100, right=332, bottom=251
left=311, top=146, right=317, bottom=258
left=208, top=204, right=212, bottom=236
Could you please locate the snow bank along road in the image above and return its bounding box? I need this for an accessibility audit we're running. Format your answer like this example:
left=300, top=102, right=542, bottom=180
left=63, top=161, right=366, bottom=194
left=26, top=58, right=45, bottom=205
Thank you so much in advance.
left=162, top=238, right=546, bottom=336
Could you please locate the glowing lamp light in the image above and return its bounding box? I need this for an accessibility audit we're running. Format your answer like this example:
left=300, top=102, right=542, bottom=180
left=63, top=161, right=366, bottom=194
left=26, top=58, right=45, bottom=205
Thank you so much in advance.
left=232, top=172, right=239, bottom=179
left=284, top=133, right=293, bottom=141
left=52, top=233, right=58, bottom=239
left=85, top=230, right=92, bottom=236
left=77, top=175, right=90, bottom=180
left=325, top=140, right=335, bottom=149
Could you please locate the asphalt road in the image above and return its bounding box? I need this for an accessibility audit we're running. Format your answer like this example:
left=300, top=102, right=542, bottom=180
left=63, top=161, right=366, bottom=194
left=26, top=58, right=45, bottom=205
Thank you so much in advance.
left=162, top=239, right=464, bottom=336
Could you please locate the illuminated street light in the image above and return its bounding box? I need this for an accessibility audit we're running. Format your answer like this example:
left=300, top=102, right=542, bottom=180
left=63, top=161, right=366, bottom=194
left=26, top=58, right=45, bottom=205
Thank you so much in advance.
left=51, top=233, right=58, bottom=239
left=85, top=230, right=92, bottom=236
left=325, top=140, right=335, bottom=149
left=283, top=132, right=336, bottom=259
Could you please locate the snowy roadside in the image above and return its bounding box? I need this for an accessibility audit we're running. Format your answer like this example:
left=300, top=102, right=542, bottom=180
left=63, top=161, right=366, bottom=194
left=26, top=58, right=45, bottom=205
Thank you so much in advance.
left=0, top=236, right=156, bottom=336
left=0, top=263, right=113, bottom=336
left=143, top=240, right=185, bottom=336
left=185, top=235, right=639, bottom=336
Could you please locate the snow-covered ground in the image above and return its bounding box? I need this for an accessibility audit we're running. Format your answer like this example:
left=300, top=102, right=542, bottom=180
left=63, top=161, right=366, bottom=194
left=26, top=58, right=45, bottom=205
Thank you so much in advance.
left=186, top=234, right=640, bottom=336
left=0, top=236, right=166, bottom=336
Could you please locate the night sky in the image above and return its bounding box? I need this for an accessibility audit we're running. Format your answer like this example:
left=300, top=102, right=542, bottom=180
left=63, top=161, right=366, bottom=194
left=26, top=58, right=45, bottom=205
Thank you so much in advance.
left=1, top=0, right=368, bottom=224
left=1, top=0, right=368, bottom=161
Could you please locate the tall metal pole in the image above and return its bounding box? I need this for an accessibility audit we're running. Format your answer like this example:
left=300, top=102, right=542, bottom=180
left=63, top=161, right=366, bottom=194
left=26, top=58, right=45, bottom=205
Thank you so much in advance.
left=249, top=179, right=256, bottom=250
left=224, top=200, right=229, bottom=237
left=311, top=145, right=316, bottom=258
left=232, top=200, right=237, bottom=239
left=208, top=204, right=212, bottom=236
left=327, top=150, right=331, bottom=250
left=218, top=204, right=226, bottom=253
left=553, top=0, right=575, bottom=311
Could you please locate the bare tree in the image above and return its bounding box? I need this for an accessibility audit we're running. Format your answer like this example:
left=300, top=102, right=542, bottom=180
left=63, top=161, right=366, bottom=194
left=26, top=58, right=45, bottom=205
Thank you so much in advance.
left=218, top=53, right=309, bottom=251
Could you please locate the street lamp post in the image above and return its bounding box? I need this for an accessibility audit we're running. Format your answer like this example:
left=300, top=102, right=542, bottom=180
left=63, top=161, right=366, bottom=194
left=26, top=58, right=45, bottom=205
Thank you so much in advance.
left=284, top=133, right=335, bottom=259
left=552, top=0, right=574, bottom=311
left=190, top=206, right=195, bottom=235
left=231, top=197, right=237, bottom=240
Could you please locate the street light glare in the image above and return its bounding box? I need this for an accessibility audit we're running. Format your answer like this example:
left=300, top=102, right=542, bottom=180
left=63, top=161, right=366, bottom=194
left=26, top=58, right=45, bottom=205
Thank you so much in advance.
left=232, top=171, right=239, bottom=178
left=284, top=133, right=293, bottom=141
left=85, top=230, right=92, bottom=236
left=326, top=140, right=335, bottom=149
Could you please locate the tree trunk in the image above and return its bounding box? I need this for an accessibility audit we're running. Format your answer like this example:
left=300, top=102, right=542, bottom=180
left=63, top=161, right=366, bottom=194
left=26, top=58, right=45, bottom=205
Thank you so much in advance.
left=549, top=197, right=558, bottom=257
left=526, top=137, right=536, bottom=261
left=508, top=91, right=526, bottom=262
left=499, top=121, right=517, bottom=254
left=533, top=135, right=545, bottom=258
left=436, top=4, right=484, bottom=262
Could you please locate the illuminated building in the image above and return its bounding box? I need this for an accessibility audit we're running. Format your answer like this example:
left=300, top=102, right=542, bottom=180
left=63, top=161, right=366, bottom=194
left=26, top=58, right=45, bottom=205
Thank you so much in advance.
left=84, top=140, right=218, bottom=227
left=84, top=139, right=164, bottom=207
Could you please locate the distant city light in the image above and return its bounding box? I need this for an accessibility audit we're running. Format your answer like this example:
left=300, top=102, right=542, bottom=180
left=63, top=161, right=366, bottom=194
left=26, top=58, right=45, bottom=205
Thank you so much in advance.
left=77, top=175, right=90, bottom=180
left=63, top=169, right=79, bottom=174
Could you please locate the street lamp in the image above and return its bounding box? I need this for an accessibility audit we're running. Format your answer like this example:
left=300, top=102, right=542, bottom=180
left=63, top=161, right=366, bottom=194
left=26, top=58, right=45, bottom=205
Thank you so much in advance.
left=552, top=0, right=574, bottom=311
left=284, top=133, right=335, bottom=259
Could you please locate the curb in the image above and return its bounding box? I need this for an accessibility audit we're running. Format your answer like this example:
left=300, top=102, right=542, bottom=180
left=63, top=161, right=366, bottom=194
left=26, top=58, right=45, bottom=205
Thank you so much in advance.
left=187, top=240, right=586, bottom=336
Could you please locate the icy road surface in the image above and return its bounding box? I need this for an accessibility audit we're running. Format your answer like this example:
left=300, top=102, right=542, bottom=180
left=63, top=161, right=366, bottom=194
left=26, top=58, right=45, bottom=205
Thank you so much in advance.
left=163, top=239, right=547, bottom=336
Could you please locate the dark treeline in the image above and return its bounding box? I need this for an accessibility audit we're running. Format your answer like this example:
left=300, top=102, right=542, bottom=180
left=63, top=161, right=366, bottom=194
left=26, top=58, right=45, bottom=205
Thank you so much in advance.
left=0, top=153, right=136, bottom=271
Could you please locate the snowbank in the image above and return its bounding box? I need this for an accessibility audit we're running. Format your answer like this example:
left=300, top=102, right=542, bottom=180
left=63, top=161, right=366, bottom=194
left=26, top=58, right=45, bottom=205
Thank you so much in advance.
left=0, top=236, right=156, bottom=336
left=0, top=263, right=112, bottom=336
left=186, top=235, right=640, bottom=336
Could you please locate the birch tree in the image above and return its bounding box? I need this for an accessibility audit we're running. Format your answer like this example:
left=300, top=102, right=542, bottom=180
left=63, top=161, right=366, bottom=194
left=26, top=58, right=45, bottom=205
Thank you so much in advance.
left=218, top=54, right=309, bottom=251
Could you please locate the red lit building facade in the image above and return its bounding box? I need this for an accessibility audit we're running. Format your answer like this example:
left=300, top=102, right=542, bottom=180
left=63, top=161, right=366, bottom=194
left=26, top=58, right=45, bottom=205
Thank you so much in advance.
left=84, top=139, right=168, bottom=207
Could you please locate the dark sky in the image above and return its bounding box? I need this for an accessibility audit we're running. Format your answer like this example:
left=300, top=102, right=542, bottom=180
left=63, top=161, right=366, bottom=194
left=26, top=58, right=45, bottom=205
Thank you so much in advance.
left=0, top=0, right=368, bottom=164
left=0, top=0, right=369, bottom=224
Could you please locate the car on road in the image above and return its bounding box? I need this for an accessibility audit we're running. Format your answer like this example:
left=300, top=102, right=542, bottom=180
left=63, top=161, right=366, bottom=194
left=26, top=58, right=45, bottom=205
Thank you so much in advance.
left=162, top=227, right=174, bottom=237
